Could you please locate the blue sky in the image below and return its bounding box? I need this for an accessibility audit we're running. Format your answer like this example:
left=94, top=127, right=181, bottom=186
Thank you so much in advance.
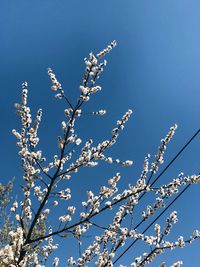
left=0, top=1, right=200, bottom=266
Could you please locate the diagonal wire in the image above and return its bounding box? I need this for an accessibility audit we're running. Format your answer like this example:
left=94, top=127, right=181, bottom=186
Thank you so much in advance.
left=139, top=128, right=200, bottom=204
left=113, top=128, right=200, bottom=265
left=113, top=184, right=191, bottom=264
left=149, top=128, right=200, bottom=188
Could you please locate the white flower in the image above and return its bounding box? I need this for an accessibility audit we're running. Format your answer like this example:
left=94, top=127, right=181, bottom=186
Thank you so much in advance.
left=53, top=201, right=58, bottom=206
left=123, top=160, right=133, bottom=166
left=68, top=206, right=76, bottom=214
left=15, top=214, right=20, bottom=221
left=105, top=201, right=112, bottom=207
left=107, top=157, right=113, bottom=164
left=59, top=215, right=71, bottom=222
left=76, top=138, right=82, bottom=146
left=43, top=209, right=50, bottom=214
left=53, top=257, right=59, bottom=267
left=171, top=261, right=183, bottom=267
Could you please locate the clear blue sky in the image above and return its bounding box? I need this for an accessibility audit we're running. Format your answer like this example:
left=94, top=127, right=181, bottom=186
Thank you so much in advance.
left=0, top=1, right=200, bottom=266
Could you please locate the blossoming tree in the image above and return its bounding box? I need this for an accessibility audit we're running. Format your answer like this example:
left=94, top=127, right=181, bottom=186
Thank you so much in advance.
left=0, top=41, right=200, bottom=267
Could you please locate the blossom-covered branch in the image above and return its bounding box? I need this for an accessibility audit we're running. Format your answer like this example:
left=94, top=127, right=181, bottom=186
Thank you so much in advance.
left=0, top=41, right=199, bottom=267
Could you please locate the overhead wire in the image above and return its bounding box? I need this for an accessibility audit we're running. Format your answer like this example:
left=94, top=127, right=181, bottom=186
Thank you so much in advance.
left=113, top=128, right=200, bottom=265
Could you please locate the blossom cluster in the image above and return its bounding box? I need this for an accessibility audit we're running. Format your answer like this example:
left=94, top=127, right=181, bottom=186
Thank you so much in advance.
left=151, top=124, right=177, bottom=173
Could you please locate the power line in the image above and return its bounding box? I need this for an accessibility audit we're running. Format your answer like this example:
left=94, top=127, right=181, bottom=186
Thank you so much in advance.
left=113, top=128, right=200, bottom=265
left=113, top=184, right=191, bottom=264
left=139, top=128, right=200, bottom=203
left=151, top=128, right=200, bottom=187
